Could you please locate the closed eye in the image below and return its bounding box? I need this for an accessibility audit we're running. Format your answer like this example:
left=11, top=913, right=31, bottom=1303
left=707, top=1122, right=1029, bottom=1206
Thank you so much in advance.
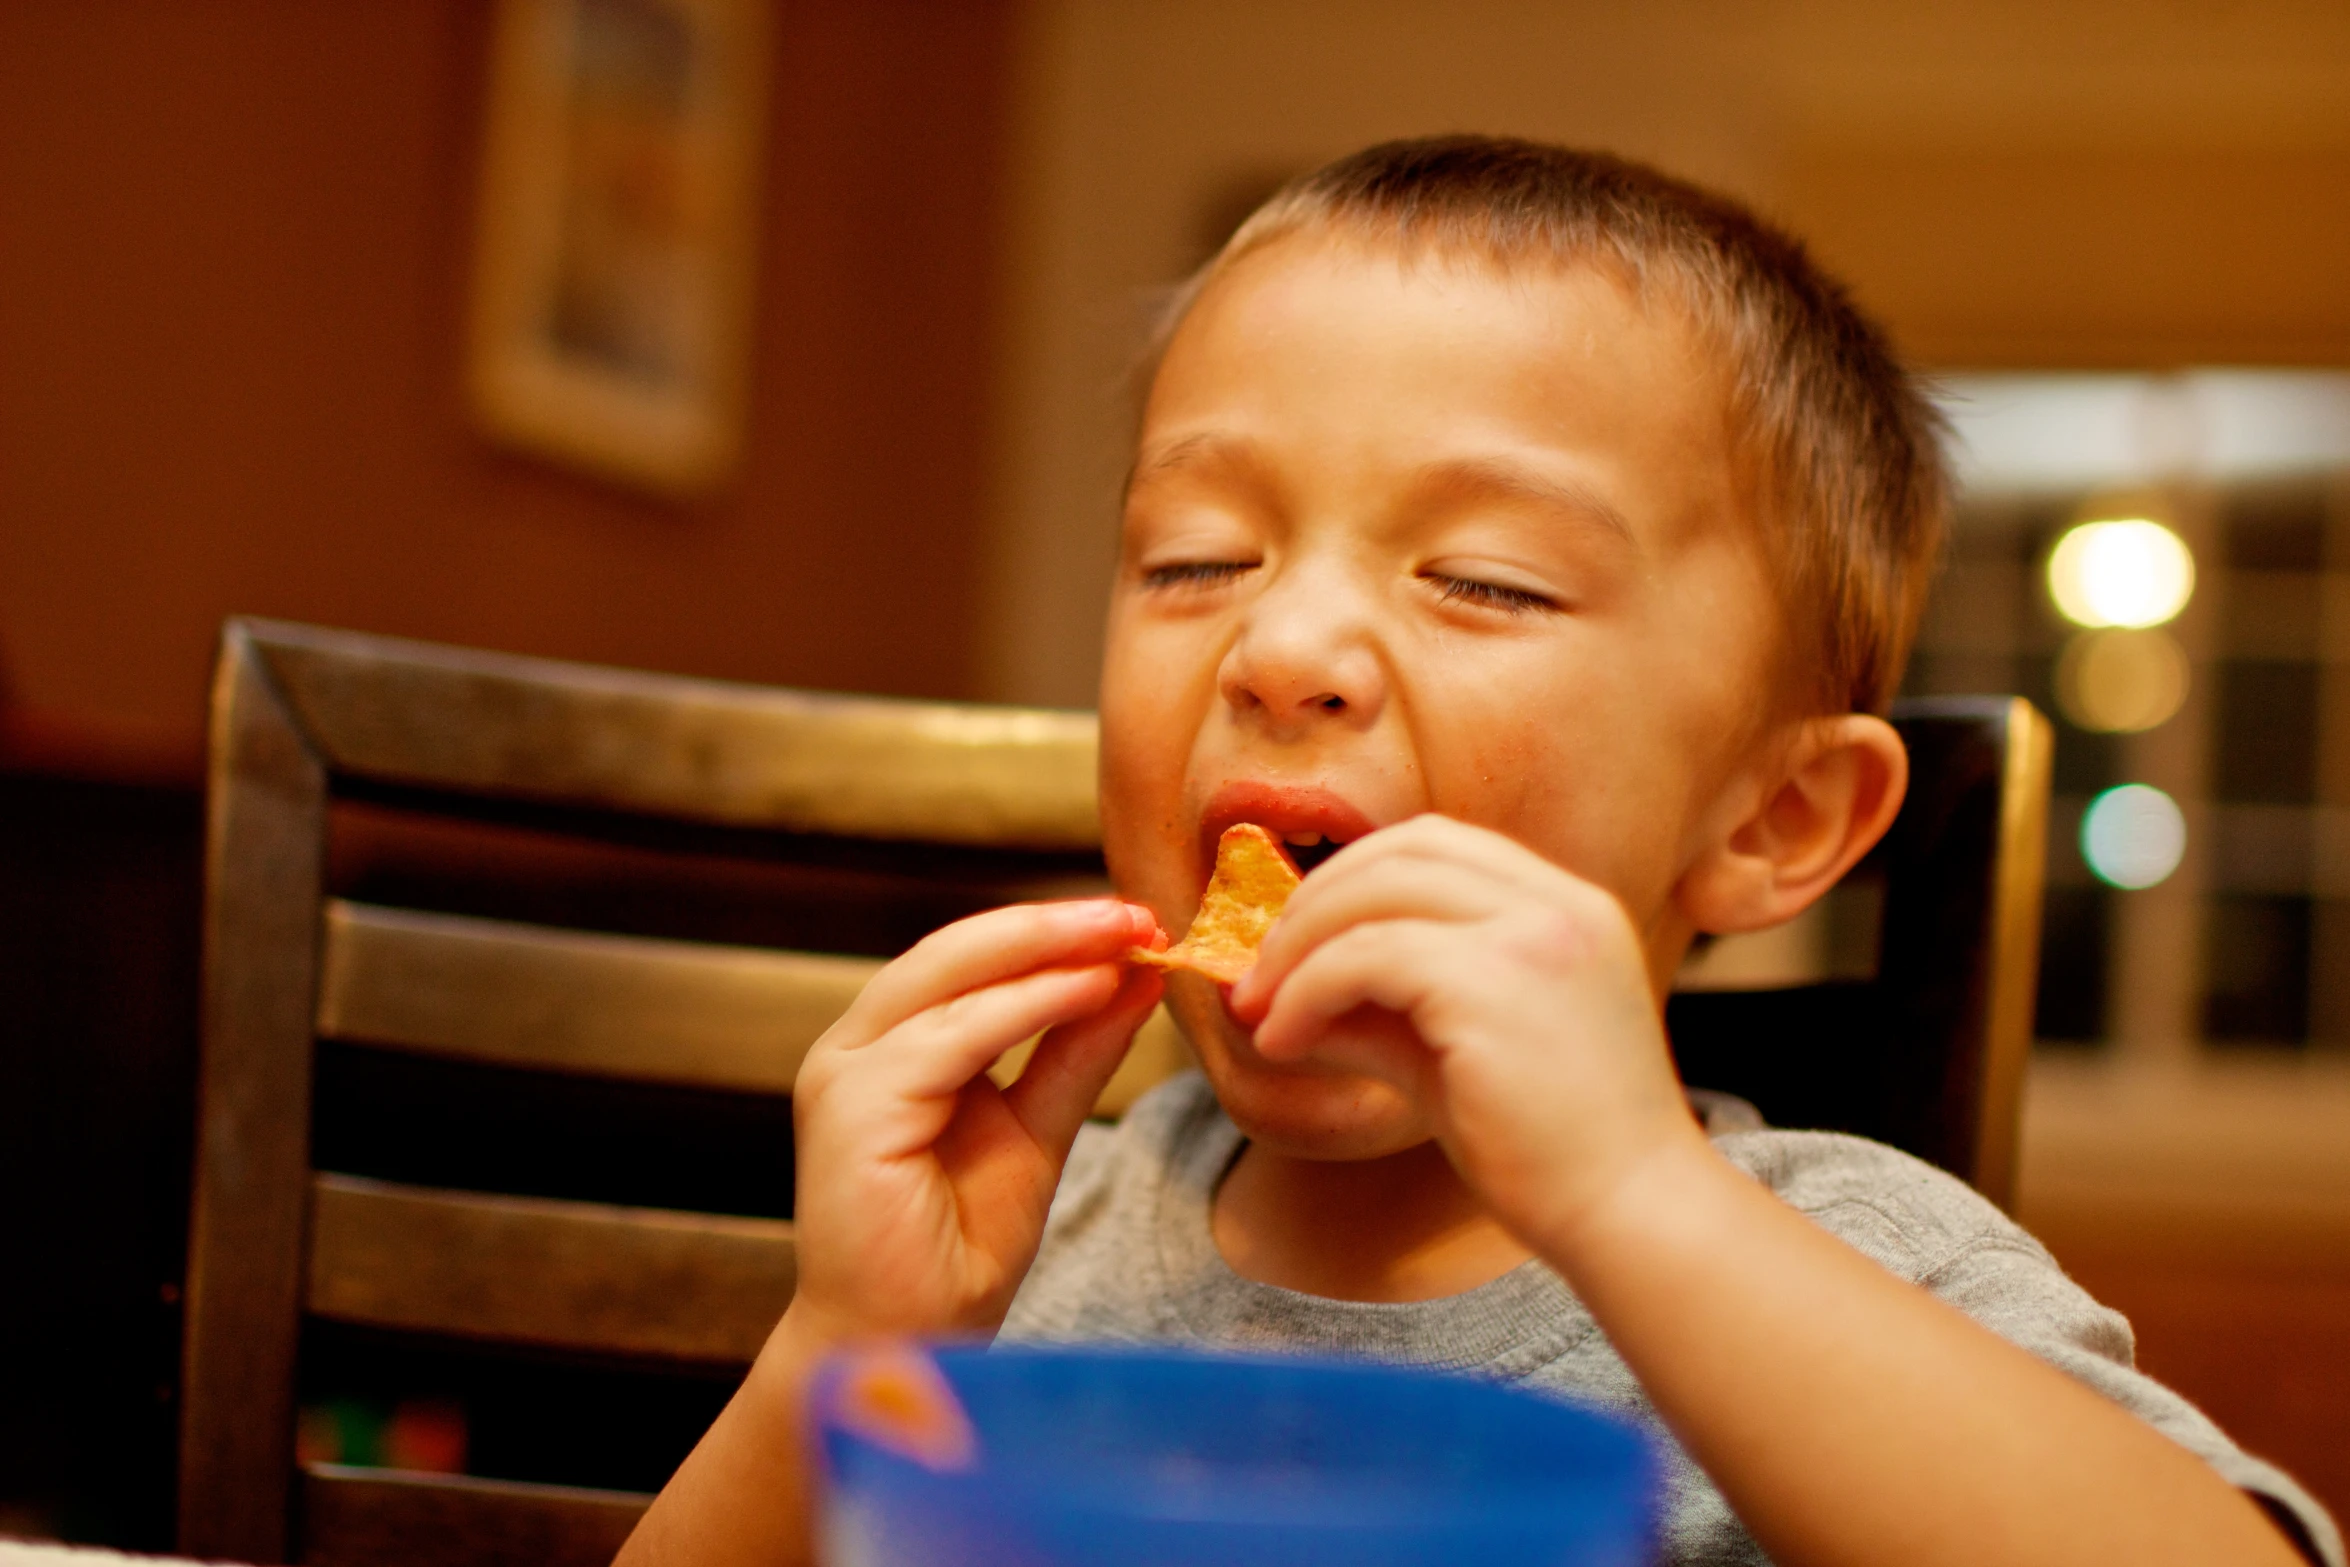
left=1425, top=573, right=1558, bottom=615
left=1142, top=560, right=1257, bottom=591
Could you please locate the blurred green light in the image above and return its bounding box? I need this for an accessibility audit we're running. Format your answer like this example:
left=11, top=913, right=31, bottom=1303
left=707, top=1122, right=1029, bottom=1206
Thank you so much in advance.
left=2081, top=784, right=2186, bottom=889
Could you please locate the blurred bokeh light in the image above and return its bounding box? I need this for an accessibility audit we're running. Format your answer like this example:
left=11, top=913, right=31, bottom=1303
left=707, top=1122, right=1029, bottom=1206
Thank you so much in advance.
left=2080, top=783, right=2188, bottom=889
left=2046, top=518, right=2197, bottom=629
left=2053, top=627, right=2190, bottom=733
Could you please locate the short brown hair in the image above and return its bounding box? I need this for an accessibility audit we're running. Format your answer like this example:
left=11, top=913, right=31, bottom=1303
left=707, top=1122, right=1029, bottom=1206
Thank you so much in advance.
left=1150, top=135, right=1948, bottom=716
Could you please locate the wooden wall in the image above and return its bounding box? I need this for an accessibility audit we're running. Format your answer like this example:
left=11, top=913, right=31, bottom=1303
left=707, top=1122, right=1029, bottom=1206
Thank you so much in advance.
left=0, top=0, right=1018, bottom=756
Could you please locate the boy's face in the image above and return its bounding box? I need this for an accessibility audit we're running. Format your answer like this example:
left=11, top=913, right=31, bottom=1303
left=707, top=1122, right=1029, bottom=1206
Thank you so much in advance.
left=1100, top=231, right=1784, bottom=1160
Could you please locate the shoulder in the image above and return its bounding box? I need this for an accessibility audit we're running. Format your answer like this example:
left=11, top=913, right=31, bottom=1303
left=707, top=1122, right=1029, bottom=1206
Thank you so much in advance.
left=1715, top=1127, right=2135, bottom=1364
left=1716, top=1132, right=2345, bottom=1561
left=1712, top=1128, right=2050, bottom=1284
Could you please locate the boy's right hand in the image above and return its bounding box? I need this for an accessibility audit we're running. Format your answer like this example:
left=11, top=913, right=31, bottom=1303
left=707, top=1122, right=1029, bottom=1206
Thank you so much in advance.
left=781, top=898, right=1165, bottom=1349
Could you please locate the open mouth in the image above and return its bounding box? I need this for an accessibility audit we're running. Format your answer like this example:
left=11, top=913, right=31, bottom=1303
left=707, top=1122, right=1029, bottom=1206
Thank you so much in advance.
left=1277, top=831, right=1346, bottom=876
left=1197, top=780, right=1380, bottom=886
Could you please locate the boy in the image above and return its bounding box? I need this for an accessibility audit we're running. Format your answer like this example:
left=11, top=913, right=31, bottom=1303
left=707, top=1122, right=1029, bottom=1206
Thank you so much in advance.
left=619, top=138, right=2340, bottom=1565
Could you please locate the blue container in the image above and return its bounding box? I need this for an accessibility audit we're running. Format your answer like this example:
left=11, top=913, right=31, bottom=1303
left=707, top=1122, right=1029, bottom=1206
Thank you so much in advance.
left=814, top=1345, right=1659, bottom=1567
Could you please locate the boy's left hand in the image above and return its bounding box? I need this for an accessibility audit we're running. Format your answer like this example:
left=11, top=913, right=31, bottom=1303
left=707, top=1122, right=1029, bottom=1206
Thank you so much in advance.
left=1228, top=813, right=1708, bottom=1254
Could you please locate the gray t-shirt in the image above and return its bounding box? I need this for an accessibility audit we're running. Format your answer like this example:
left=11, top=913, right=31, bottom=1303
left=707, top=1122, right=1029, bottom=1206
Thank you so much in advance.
left=1001, top=1072, right=2342, bottom=1566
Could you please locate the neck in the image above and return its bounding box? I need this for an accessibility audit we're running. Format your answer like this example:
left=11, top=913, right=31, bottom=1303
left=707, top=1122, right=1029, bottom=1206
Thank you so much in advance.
left=1211, top=1137, right=1533, bottom=1303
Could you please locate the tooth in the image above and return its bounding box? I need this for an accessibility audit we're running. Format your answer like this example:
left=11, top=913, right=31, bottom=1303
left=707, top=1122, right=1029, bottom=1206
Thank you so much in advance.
left=1285, top=832, right=1324, bottom=847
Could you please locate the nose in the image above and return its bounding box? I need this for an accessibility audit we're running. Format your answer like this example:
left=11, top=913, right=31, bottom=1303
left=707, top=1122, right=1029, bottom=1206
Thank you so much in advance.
left=1217, top=559, right=1388, bottom=735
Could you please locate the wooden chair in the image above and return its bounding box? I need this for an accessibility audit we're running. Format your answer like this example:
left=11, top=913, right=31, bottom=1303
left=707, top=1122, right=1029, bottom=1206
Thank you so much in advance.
left=178, top=619, right=2050, bottom=1566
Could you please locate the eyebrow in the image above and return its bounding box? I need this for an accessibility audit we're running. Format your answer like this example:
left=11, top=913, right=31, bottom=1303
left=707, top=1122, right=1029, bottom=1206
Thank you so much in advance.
left=1125, top=436, right=1639, bottom=553
left=1123, top=432, right=1259, bottom=501
left=1407, top=456, right=1640, bottom=552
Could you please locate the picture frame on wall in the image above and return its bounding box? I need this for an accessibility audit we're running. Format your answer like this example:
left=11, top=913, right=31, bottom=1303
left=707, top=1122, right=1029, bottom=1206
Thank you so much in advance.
left=467, top=0, right=771, bottom=496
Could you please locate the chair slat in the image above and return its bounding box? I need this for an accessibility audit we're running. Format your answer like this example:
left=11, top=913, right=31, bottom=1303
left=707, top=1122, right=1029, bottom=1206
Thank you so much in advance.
left=316, top=899, right=874, bottom=1092
left=249, top=618, right=1102, bottom=847
left=306, top=1175, right=795, bottom=1363
left=300, top=1463, right=648, bottom=1567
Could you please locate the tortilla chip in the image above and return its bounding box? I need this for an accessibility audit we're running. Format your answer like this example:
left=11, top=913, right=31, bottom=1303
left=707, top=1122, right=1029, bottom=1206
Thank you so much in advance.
left=1131, top=822, right=1301, bottom=984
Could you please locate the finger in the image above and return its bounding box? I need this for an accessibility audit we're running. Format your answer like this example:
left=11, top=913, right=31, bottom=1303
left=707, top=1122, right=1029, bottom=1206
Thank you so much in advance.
left=861, top=962, right=1130, bottom=1106
left=1236, top=855, right=1506, bottom=1017
left=1231, top=817, right=1543, bottom=1018
left=1001, top=966, right=1164, bottom=1163
left=1251, top=918, right=1459, bottom=1063
left=1259, top=1002, right=1433, bottom=1100
left=841, top=899, right=1157, bottom=1043
left=1330, top=814, right=1578, bottom=901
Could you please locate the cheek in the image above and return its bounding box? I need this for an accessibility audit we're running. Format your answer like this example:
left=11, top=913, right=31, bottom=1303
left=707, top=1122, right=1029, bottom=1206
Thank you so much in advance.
left=1415, top=655, right=1696, bottom=911
left=1098, top=614, right=1209, bottom=913
left=1100, top=765, right=1186, bottom=921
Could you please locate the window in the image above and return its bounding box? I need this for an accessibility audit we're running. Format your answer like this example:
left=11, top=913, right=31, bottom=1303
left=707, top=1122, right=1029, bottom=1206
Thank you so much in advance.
left=1918, top=373, right=2350, bottom=1054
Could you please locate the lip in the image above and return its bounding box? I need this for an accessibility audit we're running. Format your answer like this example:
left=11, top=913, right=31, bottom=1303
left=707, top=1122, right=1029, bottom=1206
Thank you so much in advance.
left=1196, top=780, right=1383, bottom=876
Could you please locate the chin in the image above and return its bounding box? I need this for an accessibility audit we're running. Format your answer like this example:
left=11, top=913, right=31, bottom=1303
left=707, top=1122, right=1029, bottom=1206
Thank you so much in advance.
left=1167, top=981, right=1433, bottom=1161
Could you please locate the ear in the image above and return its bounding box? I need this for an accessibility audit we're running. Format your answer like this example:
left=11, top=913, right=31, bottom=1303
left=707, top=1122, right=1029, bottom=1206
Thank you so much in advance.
left=1675, top=714, right=1908, bottom=936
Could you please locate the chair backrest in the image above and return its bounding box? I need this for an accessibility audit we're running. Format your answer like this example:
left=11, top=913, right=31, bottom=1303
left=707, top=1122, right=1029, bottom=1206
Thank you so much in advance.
left=179, top=620, right=2050, bottom=1566
left=179, top=620, right=1179, bottom=1565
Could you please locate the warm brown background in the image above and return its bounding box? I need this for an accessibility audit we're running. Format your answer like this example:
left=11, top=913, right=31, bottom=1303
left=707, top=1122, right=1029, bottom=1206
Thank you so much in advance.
left=8, top=1, right=2349, bottom=740
left=0, top=0, right=1016, bottom=750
